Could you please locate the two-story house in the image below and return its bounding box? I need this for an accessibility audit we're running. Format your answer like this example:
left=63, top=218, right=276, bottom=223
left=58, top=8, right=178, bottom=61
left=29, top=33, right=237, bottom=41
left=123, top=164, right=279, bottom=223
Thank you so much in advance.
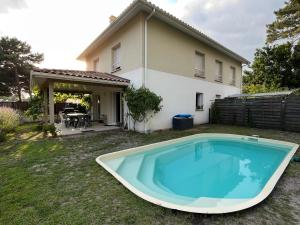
left=31, top=0, right=249, bottom=132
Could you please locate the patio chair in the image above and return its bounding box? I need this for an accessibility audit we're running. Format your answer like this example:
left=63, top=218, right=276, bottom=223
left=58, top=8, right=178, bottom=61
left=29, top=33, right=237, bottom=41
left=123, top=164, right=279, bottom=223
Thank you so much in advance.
left=59, top=112, right=71, bottom=128
left=78, top=115, right=86, bottom=128
left=69, top=116, right=79, bottom=128
left=84, top=115, right=92, bottom=128
left=65, top=116, right=71, bottom=128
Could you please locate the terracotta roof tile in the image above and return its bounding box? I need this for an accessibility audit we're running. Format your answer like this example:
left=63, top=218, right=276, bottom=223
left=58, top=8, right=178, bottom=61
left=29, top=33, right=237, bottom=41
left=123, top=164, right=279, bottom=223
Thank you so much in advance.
left=32, top=68, right=130, bottom=83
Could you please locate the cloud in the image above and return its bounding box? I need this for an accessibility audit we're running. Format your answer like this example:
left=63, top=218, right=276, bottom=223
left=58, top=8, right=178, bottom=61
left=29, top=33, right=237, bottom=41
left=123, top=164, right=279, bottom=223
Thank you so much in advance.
left=180, top=0, right=286, bottom=61
left=0, top=0, right=287, bottom=69
left=0, top=0, right=26, bottom=13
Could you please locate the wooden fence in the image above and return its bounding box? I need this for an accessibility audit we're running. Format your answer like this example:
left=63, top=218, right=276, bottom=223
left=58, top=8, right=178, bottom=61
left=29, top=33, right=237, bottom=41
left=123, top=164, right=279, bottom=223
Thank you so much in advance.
left=0, top=102, right=29, bottom=111
left=0, top=102, right=85, bottom=114
left=212, top=95, right=300, bottom=132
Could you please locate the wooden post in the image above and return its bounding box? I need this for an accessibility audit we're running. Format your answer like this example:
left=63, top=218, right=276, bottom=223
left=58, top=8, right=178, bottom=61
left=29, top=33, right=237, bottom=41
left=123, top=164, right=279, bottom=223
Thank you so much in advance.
left=90, top=94, right=94, bottom=121
left=280, top=97, right=287, bottom=131
left=48, top=81, right=55, bottom=124
left=43, top=88, right=48, bottom=123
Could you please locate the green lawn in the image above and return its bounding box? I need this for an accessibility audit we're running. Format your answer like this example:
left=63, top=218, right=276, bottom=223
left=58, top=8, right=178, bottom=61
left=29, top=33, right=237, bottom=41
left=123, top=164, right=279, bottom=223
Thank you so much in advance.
left=1, top=124, right=300, bottom=225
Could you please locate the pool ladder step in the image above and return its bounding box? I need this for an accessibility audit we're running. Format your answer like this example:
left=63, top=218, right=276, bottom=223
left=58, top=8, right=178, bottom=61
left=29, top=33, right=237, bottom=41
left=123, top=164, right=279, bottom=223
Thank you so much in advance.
left=116, top=154, right=145, bottom=178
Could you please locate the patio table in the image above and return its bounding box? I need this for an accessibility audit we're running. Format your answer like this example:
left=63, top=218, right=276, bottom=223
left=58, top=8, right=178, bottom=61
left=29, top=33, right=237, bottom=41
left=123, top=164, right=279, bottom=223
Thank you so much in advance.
left=66, top=113, right=86, bottom=117
left=65, top=113, right=89, bottom=128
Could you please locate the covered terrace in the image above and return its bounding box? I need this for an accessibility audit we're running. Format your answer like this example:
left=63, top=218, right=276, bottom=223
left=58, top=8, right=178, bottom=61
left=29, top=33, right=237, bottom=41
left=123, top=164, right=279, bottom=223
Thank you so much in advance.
left=30, top=68, right=130, bottom=135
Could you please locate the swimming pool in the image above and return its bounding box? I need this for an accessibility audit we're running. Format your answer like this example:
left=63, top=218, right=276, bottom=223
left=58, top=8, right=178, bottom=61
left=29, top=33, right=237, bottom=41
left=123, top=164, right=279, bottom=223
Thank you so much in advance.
left=96, top=134, right=298, bottom=213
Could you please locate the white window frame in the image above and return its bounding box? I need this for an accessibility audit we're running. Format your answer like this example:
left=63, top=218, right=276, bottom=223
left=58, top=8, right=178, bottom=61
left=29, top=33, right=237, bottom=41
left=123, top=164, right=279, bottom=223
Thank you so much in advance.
left=112, top=43, right=121, bottom=72
left=194, top=51, right=205, bottom=78
left=230, top=66, right=236, bottom=85
left=196, top=93, right=204, bottom=111
left=215, top=60, right=223, bottom=82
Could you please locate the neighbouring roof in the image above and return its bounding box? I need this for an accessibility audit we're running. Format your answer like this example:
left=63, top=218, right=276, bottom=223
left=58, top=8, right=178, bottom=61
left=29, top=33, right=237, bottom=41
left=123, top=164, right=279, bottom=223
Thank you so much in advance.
left=228, top=91, right=294, bottom=98
left=32, top=68, right=130, bottom=84
left=77, top=0, right=249, bottom=64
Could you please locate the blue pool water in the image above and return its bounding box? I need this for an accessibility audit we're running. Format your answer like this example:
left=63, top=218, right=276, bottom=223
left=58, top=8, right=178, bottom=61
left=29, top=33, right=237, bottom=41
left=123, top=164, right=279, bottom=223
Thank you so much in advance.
left=104, top=136, right=291, bottom=205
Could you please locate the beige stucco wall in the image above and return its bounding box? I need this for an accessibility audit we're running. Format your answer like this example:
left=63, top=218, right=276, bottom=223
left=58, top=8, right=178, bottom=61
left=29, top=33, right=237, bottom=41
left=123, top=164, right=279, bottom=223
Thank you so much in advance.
left=86, top=13, right=144, bottom=75
left=147, top=18, right=242, bottom=88
left=85, top=14, right=243, bottom=88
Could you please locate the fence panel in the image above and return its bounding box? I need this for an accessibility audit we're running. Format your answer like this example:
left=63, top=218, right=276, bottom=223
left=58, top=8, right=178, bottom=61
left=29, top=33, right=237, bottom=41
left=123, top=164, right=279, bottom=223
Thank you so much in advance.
left=284, top=96, right=300, bottom=132
left=0, top=102, right=29, bottom=111
left=213, top=95, right=300, bottom=132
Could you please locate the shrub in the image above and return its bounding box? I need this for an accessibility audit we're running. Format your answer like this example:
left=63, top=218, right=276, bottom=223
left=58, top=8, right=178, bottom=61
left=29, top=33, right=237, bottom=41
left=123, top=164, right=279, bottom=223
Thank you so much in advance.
left=42, top=124, right=57, bottom=137
left=0, top=107, right=20, bottom=132
left=0, top=130, right=6, bottom=142
left=25, top=91, right=43, bottom=121
left=124, top=86, right=163, bottom=131
left=33, top=122, right=43, bottom=132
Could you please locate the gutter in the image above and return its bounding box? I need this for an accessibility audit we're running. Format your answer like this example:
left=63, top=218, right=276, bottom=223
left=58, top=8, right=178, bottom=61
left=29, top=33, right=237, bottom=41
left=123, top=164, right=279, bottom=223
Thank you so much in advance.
left=143, top=8, right=155, bottom=134
left=143, top=8, right=156, bottom=88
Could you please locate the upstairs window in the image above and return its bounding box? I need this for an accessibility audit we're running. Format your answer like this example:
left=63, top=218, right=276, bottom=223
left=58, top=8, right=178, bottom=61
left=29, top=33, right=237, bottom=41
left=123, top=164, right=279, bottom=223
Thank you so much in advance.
left=93, top=58, right=99, bottom=71
left=196, top=93, right=204, bottom=110
left=194, top=51, right=205, bottom=78
left=230, top=66, right=236, bottom=85
left=215, top=60, right=223, bottom=82
left=112, top=44, right=121, bottom=72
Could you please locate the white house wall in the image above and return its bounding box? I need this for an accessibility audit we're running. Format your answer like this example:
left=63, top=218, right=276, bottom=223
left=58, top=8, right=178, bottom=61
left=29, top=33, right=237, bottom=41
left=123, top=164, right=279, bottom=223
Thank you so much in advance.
left=118, top=68, right=240, bottom=132
left=118, top=67, right=145, bottom=131
left=147, top=69, right=240, bottom=131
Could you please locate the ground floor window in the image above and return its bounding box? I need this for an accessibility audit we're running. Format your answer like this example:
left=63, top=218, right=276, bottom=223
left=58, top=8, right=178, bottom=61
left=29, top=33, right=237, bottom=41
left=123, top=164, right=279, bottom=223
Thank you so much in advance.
left=216, top=94, right=221, bottom=99
left=196, top=93, right=204, bottom=110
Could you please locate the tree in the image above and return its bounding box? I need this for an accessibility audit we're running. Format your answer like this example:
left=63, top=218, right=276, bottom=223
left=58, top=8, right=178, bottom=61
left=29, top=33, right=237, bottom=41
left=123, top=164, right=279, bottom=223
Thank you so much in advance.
left=244, top=0, right=300, bottom=94
left=123, top=86, right=162, bottom=131
left=0, top=36, right=43, bottom=101
left=25, top=89, right=43, bottom=121
left=243, top=42, right=300, bottom=93
left=266, top=0, right=300, bottom=43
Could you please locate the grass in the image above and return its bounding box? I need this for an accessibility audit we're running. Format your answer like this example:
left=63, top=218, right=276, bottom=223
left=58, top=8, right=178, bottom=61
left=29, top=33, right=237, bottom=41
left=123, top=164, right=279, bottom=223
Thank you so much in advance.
left=0, top=123, right=300, bottom=225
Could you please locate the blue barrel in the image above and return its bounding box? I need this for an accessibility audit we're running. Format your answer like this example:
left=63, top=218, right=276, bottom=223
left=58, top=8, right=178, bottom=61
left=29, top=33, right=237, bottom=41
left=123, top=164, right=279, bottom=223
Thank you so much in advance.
left=173, top=114, right=193, bottom=130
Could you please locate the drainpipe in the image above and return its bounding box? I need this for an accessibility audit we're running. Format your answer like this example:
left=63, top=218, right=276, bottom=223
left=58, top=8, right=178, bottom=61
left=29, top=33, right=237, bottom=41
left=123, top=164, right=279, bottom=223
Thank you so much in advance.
left=143, top=8, right=155, bottom=133
left=144, top=8, right=155, bottom=88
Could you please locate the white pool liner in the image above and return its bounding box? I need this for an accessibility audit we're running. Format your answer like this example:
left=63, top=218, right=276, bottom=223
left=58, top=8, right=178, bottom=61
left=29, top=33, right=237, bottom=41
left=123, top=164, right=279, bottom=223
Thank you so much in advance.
left=96, top=133, right=299, bottom=214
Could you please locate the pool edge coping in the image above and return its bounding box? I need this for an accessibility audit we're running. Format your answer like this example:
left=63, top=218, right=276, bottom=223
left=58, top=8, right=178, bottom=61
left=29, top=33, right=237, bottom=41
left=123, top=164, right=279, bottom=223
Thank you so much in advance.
left=95, top=133, right=299, bottom=214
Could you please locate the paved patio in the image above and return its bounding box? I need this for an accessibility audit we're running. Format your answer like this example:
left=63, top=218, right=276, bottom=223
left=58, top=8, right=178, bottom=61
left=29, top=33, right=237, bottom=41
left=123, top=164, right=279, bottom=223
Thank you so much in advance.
left=55, top=122, right=120, bottom=136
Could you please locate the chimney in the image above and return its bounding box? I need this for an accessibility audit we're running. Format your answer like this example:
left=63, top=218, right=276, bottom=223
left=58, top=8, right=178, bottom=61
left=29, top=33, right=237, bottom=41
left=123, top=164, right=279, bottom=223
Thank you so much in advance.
left=109, top=15, right=117, bottom=24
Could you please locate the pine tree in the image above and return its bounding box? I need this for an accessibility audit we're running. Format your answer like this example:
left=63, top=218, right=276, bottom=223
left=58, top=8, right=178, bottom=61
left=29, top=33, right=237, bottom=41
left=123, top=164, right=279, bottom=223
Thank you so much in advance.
left=0, top=36, right=43, bottom=101
left=266, top=0, right=300, bottom=43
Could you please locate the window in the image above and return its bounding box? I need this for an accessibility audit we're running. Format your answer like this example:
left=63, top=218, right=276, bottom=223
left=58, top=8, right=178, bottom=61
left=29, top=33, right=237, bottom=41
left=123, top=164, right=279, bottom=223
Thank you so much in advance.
left=216, top=94, right=221, bottom=99
left=196, top=93, right=204, bottom=110
left=230, top=66, right=236, bottom=85
left=194, top=51, right=205, bottom=78
left=215, top=60, right=223, bottom=82
left=93, top=58, right=99, bottom=71
left=112, top=44, right=121, bottom=72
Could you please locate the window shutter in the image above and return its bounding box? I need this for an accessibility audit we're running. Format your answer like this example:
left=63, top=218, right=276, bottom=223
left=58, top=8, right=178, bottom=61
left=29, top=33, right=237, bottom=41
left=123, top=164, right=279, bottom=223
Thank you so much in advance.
left=195, top=52, right=205, bottom=78
left=112, top=45, right=121, bottom=71
left=231, top=67, right=236, bottom=85
left=215, top=61, right=222, bottom=81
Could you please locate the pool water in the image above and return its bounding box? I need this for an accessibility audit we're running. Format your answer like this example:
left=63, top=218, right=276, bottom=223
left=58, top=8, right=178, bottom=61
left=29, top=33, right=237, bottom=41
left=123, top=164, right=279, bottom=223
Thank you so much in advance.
left=97, top=134, right=298, bottom=213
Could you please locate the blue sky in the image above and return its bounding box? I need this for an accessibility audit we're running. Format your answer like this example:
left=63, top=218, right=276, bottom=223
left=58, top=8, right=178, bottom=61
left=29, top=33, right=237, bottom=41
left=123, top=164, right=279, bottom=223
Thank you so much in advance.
left=0, top=0, right=286, bottom=69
